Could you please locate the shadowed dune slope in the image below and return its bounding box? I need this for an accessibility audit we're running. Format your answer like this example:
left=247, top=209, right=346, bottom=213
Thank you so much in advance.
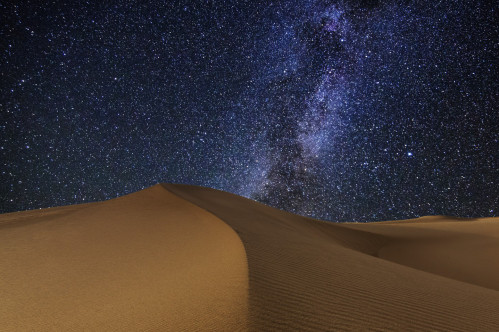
left=165, top=184, right=499, bottom=331
left=0, top=184, right=248, bottom=331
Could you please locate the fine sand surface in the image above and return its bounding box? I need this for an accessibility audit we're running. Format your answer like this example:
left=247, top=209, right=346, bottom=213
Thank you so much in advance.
left=1, top=184, right=498, bottom=331
left=0, top=185, right=248, bottom=331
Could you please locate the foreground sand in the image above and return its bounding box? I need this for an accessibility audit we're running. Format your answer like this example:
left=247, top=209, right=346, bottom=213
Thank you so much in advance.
left=1, top=184, right=498, bottom=331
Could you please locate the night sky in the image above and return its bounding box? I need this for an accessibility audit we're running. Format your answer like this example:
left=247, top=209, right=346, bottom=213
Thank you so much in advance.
left=1, top=0, right=498, bottom=222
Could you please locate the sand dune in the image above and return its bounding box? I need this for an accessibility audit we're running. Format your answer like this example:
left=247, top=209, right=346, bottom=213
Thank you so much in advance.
left=1, top=184, right=498, bottom=331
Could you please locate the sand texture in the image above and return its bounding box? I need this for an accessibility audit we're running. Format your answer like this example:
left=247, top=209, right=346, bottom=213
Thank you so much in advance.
left=1, top=184, right=499, bottom=331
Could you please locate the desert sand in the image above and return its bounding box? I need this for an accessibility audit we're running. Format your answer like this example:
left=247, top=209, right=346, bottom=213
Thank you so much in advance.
left=1, top=184, right=498, bottom=331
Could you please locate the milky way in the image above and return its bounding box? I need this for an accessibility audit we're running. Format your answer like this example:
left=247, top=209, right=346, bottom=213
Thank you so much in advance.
left=1, top=0, right=497, bottom=221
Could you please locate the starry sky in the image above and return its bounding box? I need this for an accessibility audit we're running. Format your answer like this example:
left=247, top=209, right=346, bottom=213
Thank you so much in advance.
left=1, top=0, right=498, bottom=222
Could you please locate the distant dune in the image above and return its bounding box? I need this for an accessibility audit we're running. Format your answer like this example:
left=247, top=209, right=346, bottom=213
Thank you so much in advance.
left=1, top=184, right=498, bottom=331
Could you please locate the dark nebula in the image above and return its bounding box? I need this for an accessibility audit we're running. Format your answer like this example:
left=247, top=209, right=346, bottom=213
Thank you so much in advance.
left=1, top=0, right=497, bottom=221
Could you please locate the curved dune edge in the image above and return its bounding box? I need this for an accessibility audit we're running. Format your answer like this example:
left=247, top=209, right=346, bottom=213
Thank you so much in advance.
left=0, top=184, right=249, bottom=331
left=166, top=184, right=499, bottom=331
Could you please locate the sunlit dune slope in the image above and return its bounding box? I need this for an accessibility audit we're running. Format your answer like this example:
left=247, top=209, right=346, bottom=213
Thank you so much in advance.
left=1, top=183, right=498, bottom=331
left=166, top=184, right=499, bottom=331
left=0, top=184, right=248, bottom=331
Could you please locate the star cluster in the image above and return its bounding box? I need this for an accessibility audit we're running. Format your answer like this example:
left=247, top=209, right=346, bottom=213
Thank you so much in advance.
left=1, top=0, right=497, bottom=222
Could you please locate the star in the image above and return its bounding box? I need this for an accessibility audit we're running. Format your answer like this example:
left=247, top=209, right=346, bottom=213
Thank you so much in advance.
left=0, top=0, right=496, bottom=222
